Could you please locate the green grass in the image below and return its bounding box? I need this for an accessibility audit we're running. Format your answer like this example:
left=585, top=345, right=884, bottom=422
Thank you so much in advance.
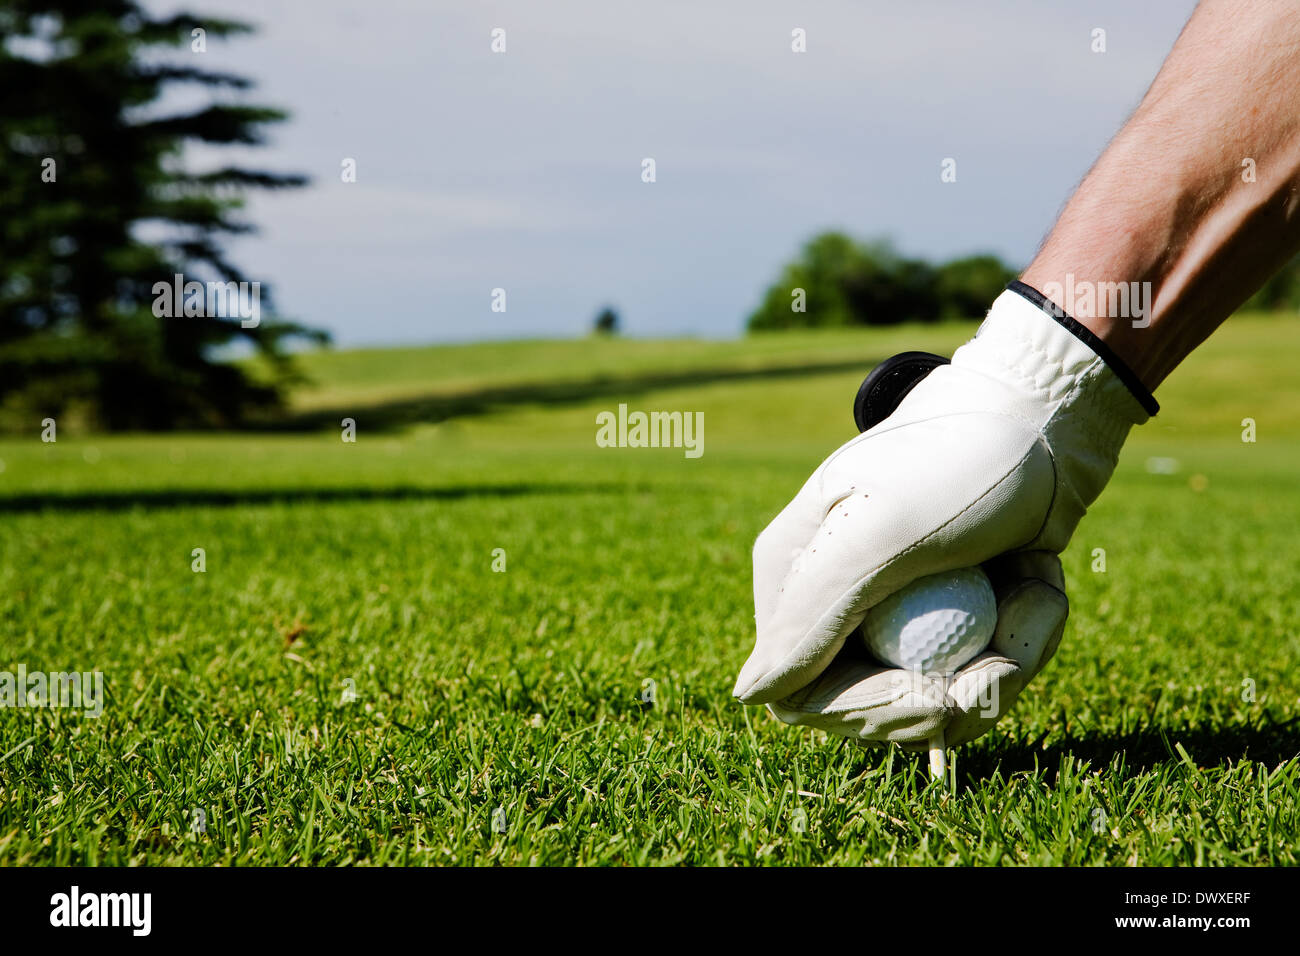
left=2, top=314, right=1298, bottom=865
left=253, top=324, right=973, bottom=414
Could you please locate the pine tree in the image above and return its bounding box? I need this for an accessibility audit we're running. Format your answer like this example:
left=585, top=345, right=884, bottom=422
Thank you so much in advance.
left=0, top=1, right=324, bottom=429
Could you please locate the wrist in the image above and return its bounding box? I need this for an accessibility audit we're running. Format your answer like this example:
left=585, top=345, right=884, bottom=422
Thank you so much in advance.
left=1018, top=256, right=1179, bottom=390
left=1001, top=281, right=1160, bottom=418
left=952, top=285, right=1155, bottom=549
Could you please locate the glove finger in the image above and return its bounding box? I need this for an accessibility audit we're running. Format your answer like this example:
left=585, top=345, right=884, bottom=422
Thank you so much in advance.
left=751, top=472, right=825, bottom=631
left=766, top=656, right=951, bottom=745
left=985, top=551, right=1068, bottom=677
left=984, top=549, right=1065, bottom=604
left=942, top=652, right=1022, bottom=748
left=734, top=415, right=1053, bottom=704
left=943, top=571, right=1069, bottom=747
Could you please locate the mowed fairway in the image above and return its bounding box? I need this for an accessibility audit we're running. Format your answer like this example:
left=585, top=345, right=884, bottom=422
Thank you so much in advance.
left=2, top=316, right=1298, bottom=865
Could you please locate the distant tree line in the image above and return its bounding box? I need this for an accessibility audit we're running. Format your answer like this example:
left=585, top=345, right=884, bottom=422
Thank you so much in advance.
left=747, top=233, right=1018, bottom=329
left=749, top=232, right=1300, bottom=331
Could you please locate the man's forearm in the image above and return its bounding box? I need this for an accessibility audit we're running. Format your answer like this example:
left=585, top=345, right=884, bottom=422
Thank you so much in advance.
left=1021, top=0, right=1300, bottom=388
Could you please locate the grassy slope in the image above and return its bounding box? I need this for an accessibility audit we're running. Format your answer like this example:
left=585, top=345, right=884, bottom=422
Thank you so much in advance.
left=257, top=325, right=974, bottom=414
left=1, top=314, right=1298, bottom=865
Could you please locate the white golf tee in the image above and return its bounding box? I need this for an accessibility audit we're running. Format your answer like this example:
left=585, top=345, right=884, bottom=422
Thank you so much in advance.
left=928, top=731, right=946, bottom=780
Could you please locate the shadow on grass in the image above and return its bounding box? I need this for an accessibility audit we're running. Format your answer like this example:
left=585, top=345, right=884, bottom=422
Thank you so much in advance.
left=0, top=481, right=647, bottom=514
left=257, top=357, right=882, bottom=433
left=960, top=714, right=1300, bottom=779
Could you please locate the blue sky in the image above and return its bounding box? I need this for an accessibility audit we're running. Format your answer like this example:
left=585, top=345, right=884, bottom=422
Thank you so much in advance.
left=157, top=0, right=1200, bottom=345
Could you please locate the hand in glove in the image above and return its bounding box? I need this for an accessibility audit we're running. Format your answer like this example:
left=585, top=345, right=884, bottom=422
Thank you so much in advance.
left=734, top=282, right=1158, bottom=747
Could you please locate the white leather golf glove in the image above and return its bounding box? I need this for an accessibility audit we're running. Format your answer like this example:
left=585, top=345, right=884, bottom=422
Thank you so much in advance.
left=735, top=283, right=1158, bottom=747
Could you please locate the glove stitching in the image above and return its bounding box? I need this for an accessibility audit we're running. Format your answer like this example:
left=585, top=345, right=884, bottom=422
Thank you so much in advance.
left=883, top=439, right=1040, bottom=563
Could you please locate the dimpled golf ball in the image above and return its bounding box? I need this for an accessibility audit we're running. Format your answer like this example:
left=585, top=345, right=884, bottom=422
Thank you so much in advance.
left=862, top=567, right=997, bottom=674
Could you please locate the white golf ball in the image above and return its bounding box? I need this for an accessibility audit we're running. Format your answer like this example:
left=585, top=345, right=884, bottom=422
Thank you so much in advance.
left=862, top=567, right=996, bottom=674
